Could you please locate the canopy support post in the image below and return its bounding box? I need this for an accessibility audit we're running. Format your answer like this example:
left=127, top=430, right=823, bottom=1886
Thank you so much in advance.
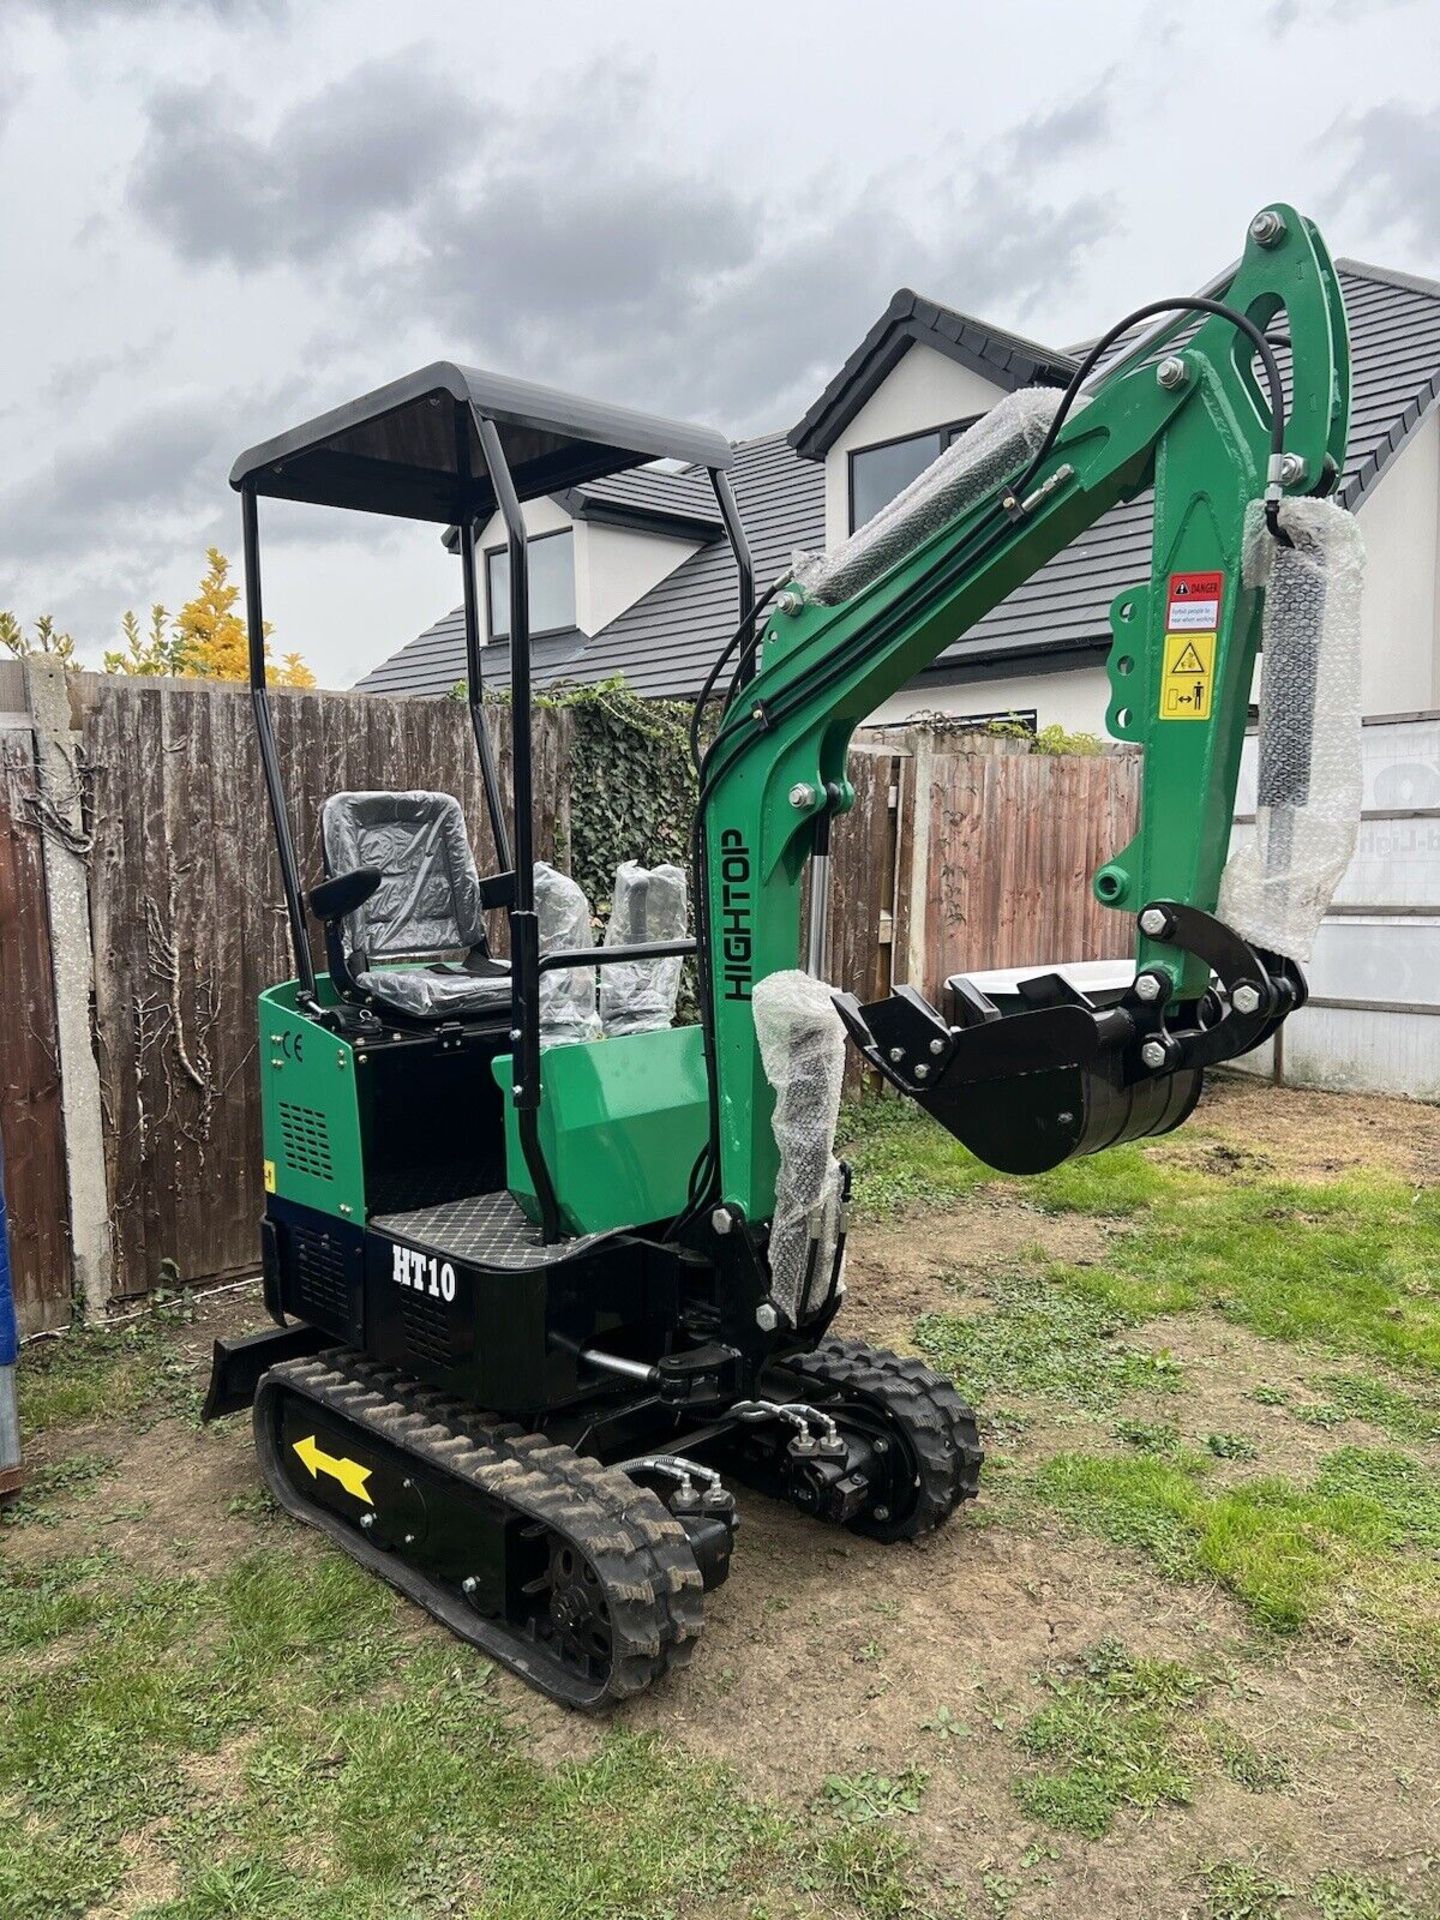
left=243, top=487, right=316, bottom=1002
left=475, top=410, right=562, bottom=1243
left=454, top=408, right=514, bottom=874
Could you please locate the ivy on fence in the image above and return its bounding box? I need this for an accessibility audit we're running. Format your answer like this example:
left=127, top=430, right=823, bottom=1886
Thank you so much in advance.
left=456, top=677, right=700, bottom=922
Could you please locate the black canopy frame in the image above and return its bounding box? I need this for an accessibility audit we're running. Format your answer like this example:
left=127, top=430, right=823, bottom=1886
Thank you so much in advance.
left=234, top=364, right=751, bottom=1241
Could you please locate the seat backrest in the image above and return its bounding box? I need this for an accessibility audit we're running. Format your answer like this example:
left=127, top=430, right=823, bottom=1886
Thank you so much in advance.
left=322, top=791, right=485, bottom=959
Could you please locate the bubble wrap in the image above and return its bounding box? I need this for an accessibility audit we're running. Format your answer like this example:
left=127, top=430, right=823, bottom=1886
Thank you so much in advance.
left=752, top=970, right=847, bottom=1327
left=1217, top=498, right=1365, bottom=964
left=534, top=861, right=601, bottom=1046
left=600, top=860, right=689, bottom=1037
left=792, top=387, right=1068, bottom=606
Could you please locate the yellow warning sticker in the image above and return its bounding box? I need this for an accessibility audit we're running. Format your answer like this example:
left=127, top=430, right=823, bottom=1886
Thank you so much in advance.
left=263, top=1158, right=277, bottom=1193
left=1159, top=629, right=1216, bottom=720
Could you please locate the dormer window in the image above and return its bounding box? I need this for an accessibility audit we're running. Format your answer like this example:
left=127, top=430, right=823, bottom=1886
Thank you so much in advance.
left=485, top=529, right=576, bottom=640
left=848, top=419, right=976, bottom=533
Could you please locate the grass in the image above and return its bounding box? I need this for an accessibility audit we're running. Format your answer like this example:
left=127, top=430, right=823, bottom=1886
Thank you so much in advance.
left=914, top=1268, right=1181, bottom=1417
left=0, top=1450, right=117, bottom=1528
left=841, top=1095, right=1440, bottom=1382
left=1200, top=1864, right=1436, bottom=1920
left=0, top=1526, right=935, bottom=1920
left=1305, top=1371, right=1440, bottom=1443
left=1032, top=1445, right=1440, bottom=1685
left=12, top=1083, right=1440, bottom=1916
left=18, top=1300, right=202, bottom=1435
left=1012, top=1640, right=1206, bottom=1837
left=1311, top=1870, right=1435, bottom=1918
left=1201, top=1859, right=1298, bottom=1919
left=1010, top=1639, right=1290, bottom=1840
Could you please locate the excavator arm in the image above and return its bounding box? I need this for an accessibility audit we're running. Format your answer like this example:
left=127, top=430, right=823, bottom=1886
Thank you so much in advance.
left=696, top=204, right=1353, bottom=1221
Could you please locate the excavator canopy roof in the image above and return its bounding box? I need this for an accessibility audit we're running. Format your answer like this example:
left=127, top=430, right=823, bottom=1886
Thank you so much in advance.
left=229, top=360, right=734, bottom=524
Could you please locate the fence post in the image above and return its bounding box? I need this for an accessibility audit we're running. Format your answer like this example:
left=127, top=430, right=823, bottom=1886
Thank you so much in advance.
left=901, top=725, right=933, bottom=990
left=24, top=663, right=112, bottom=1321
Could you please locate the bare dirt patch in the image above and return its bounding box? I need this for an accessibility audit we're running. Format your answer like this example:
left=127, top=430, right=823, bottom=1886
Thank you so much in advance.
left=845, top=1199, right=1113, bottom=1352
left=1187, top=1072, right=1440, bottom=1184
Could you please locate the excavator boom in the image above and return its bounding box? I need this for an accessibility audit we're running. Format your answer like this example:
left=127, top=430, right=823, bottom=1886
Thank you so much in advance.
left=695, top=204, right=1354, bottom=1216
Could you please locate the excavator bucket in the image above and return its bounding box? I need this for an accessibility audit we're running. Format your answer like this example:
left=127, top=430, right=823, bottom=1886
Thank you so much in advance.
left=835, top=902, right=1304, bottom=1175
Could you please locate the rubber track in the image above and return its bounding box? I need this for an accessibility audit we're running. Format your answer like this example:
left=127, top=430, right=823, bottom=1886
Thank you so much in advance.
left=785, top=1337, right=983, bottom=1539
left=256, top=1349, right=705, bottom=1710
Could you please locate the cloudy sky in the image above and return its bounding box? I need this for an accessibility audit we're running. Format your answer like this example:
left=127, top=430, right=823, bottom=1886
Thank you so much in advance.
left=2, top=0, right=1437, bottom=687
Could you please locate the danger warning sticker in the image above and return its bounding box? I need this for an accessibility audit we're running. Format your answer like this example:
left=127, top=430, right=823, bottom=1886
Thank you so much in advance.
left=1159, top=630, right=1216, bottom=720
left=1166, top=570, right=1223, bottom=632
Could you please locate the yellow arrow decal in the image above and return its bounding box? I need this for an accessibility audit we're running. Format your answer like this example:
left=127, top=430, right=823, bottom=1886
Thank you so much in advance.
left=292, top=1433, right=375, bottom=1506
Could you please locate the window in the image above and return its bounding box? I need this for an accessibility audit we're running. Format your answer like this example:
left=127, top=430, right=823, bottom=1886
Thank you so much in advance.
left=485, top=529, right=575, bottom=640
left=848, top=419, right=977, bottom=533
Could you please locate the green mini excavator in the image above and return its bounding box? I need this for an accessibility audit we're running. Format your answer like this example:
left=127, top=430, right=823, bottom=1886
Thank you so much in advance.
left=206, top=206, right=1357, bottom=1709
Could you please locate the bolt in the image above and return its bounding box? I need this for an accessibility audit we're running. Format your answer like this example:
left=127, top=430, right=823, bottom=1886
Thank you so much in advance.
left=403, top=1532, right=416, bottom=1547
left=929, top=1037, right=945, bottom=1056
left=1250, top=209, right=1286, bottom=248
left=1141, top=1039, right=1168, bottom=1071
left=509, top=1027, right=522, bottom=1044
left=873, top=1437, right=889, bottom=1455
left=755, top=1302, right=779, bottom=1333
left=462, top=1576, right=478, bottom=1596
left=887, top=1046, right=905, bottom=1064
left=775, top=589, right=804, bottom=615
left=1278, top=452, right=1308, bottom=486
left=512, top=1083, right=523, bottom=1097
left=789, top=782, right=816, bottom=810
left=872, top=1505, right=891, bottom=1522
left=1139, top=906, right=1171, bottom=939
left=402, top=1478, right=413, bottom=1491
left=914, top=1063, right=930, bottom=1080
left=1156, top=355, right=1188, bottom=391
left=360, top=1513, right=375, bottom=1531
left=710, top=1206, right=733, bottom=1236
left=1133, top=972, right=1164, bottom=1004
left=1233, top=982, right=1263, bottom=1015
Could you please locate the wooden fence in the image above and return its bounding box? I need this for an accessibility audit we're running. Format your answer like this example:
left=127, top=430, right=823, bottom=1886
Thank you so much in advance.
left=0, top=670, right=1138, bottom=1333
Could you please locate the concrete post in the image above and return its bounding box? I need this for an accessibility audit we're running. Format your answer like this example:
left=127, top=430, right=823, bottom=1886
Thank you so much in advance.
left=25, top=663, right=112, bottom=1321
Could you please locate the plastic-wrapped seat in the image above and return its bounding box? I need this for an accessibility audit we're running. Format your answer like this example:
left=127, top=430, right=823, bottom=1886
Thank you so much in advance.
left=320, top=792, right=512, bottom=1022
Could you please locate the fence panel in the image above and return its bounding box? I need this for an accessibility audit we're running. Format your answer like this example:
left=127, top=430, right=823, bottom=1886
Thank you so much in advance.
left=0, top=727, right=71, bottom=1333
left=913, top=745, right=1140, bottom=992
left=78, top=678, right=570, bottom=1298
left=9, top=674, right=1146, bottom=1312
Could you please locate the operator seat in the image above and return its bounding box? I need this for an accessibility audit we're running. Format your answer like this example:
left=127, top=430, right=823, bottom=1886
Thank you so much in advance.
left=316, top=791, right=513, bottom=1022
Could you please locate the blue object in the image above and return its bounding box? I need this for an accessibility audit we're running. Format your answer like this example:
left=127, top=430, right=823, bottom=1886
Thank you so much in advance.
left=0, top=1126, right=20, bottom=1495
left=0, top=1128, right=17, bottom=1369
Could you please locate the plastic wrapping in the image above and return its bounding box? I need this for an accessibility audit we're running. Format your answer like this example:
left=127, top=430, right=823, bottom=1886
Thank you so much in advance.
left=534, top=861, right=601, bottom=1045
left=752, top=970, right=847, bottom=1327
left=323, top=790, right=511, bottom=1018
left=600, top=861, right=689, bottom=1037
left=322, top=791, right=486, bottom=956
left=1218, top=498, right=1365, bottom=964
left=350, top=963, right=510, bottom=1020
left=792, top=387, right=1068, bottom=606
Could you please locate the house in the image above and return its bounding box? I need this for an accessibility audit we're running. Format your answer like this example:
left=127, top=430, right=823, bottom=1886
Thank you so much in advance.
left=355, top=254, right=1440, bottom=1102
left=356, top=257, right=1440, bottom=735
